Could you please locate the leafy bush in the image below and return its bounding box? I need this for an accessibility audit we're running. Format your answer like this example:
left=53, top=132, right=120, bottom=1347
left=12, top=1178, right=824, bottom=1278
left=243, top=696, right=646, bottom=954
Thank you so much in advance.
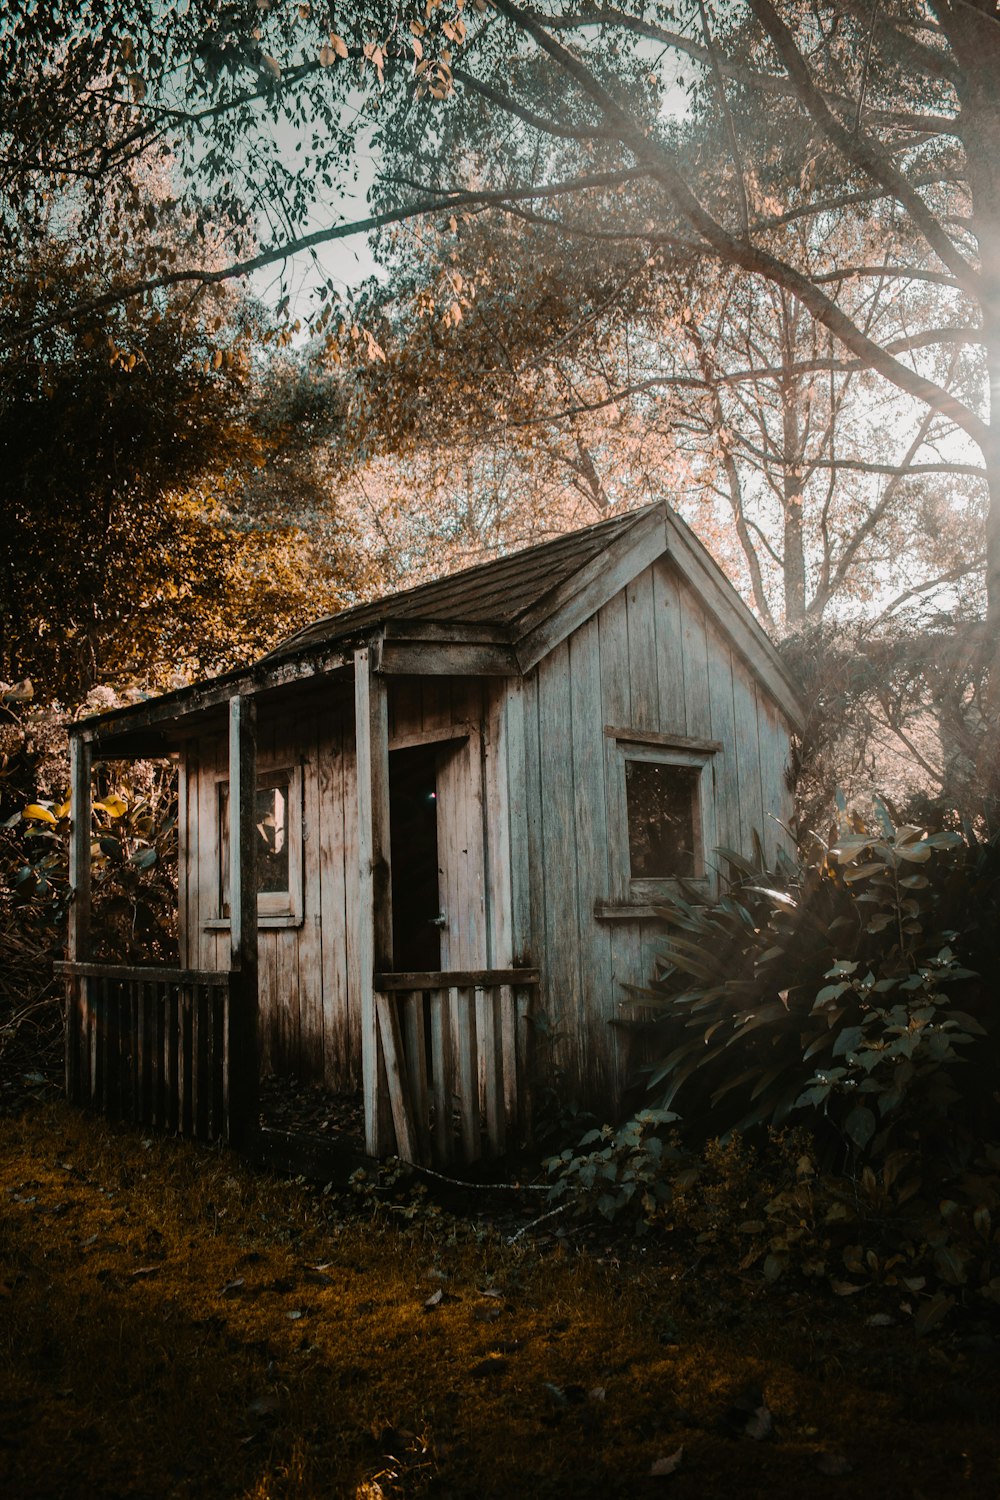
left=544, top=1109, right=682, bottom=1232
left=1, top=684, right=178, bottom=1083
left=631, top=804, right=1000, bottom=1163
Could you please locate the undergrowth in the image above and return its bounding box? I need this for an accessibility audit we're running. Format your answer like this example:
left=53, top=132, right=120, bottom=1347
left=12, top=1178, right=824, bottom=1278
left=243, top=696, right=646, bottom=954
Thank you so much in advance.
left=3, top=1099, right=1000, bottom=1499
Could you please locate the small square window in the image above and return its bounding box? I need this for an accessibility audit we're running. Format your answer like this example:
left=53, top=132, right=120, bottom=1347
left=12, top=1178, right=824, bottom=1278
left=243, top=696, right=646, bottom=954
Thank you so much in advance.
left=604, top=731, right=718, bottom=910
left=625, top=759, right=700, bottom=879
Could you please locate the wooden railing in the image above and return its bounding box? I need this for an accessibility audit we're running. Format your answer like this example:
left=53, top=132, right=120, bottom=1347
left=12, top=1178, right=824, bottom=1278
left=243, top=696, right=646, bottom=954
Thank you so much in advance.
left=56, top=962, right=248, bottom=1144
left=374, top=968, right=539, bottom=1167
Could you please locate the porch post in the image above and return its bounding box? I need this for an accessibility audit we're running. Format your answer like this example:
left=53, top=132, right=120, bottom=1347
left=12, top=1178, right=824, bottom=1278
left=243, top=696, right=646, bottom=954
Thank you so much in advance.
left=65, top=732, right=92, bottom=1101
left=354, top=644, right=394, bottom=1156
left=228, top=693, right=258, bottom=1147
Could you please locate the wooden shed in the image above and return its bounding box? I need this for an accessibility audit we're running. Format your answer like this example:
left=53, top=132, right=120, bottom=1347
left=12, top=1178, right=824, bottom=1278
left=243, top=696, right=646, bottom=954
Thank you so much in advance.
left=59, top=501, right=803, bottom=1166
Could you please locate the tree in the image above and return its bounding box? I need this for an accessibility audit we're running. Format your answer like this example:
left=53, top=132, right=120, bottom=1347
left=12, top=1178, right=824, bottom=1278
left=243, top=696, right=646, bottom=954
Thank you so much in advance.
left=0, top=225, right=351, bottom=700
left=4, top=3, right=993, bottom=626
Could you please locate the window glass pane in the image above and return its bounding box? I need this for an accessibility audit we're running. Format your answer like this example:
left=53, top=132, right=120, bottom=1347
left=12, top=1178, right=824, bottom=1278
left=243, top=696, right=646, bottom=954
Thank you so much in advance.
left=255, top=785, right=289, bottom=893
left=625, top=760, right=699, bottom=879
left=219, top=778, right=291, bottom=906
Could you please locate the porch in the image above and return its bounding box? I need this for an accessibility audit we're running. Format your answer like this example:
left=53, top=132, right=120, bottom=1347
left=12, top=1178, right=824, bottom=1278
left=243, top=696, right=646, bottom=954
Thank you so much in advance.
left=61, top=642, right=538, bottom=1169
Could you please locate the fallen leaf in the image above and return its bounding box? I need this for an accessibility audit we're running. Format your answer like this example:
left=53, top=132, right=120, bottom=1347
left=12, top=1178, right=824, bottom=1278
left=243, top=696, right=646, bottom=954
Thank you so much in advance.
left=129, top=1266, right=160, bottom=1281
left=246, top=1394, right=281, bottom=1419
left=589, top=1386, right=606, bottom=1402
left=815, top=1451, right=853, bottom=1477
left=744, top=1403, right=773, bottom=1441
left=650, top=1446, right=684, bottom=1477
left=866, top=1313, right=894, bottom=1327
left=478, top=1286, right=503, bottom=1298
left=286, top=1308, right=305, bottom=1321
left=304, top=1266, right=333, bottom=1286
left=829, top=1279, right=864, bottom=1296
left=424, top=1288, right=444, bottom=1310
left=221, top=1278, right=246, bottom=1297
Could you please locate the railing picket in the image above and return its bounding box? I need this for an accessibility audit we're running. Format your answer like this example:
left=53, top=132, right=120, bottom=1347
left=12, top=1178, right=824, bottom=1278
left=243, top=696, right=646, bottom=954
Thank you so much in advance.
left=212, top=983, right=225, bottom=1141
left=430, top=989, right=452, bottom=1166
left=476, top=985, right=504, bottom=1157
left=178, top=983, right=190, bottom=1136
left=401, top=991, right=431, bottom=1163
left=499, top=983, right=518, bottom=1139
left=453, top=986, right=480, bottom=1164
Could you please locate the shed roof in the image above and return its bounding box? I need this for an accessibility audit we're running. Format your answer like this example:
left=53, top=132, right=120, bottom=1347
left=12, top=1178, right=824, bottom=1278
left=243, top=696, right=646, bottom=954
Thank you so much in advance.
left=264, top=504, right=653, bottom=660
left=71, top=501, right=804, bottom=752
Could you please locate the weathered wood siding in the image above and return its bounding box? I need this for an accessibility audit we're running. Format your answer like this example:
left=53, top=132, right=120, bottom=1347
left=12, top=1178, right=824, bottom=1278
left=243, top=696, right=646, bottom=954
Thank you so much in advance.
left=510, top=556, right=795, bottom=1113
left=179, top=677, right=500, bottom=1087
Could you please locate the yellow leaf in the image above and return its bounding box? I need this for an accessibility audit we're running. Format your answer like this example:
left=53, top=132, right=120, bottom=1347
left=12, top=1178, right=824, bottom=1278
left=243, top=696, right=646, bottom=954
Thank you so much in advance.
left=23, top=804, right=57, bottom=823
left=95, top=794, right=128, bottom=819
left=55, top=801, right=71, bottom=820
left=330, top=32, right=348, bottom=59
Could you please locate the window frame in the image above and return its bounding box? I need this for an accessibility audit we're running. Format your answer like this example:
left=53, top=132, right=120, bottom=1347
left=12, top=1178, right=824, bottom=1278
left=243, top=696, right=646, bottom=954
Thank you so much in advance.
left=207, top=763, right=304, bottom=930
left=605, top=730, right=719, bottom=908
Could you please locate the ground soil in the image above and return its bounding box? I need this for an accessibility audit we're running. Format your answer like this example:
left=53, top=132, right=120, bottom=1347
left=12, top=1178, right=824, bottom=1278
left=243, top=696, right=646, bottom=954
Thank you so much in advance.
left=2, top=1097, right=1000, bottom=1499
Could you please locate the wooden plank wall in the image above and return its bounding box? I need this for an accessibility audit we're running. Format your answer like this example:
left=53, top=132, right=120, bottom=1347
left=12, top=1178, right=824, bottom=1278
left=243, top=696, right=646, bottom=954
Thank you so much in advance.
left=180, top=676, right=493, bottom=1091
left=519, top=556, right=795, bottom=1113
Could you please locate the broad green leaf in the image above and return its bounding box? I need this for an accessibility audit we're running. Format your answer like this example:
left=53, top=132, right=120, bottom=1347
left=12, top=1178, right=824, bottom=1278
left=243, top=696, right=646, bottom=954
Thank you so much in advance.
left=845, top=1105, right=876, bottom=1151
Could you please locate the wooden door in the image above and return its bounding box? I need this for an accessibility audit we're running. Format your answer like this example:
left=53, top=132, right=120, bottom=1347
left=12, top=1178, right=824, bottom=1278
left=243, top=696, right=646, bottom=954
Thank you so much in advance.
left=434, top=732, right=487, bottom=971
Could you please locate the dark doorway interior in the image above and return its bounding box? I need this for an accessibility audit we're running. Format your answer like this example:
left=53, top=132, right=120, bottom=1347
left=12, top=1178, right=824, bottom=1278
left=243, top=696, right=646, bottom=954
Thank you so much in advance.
left=389, top=744, right=441, bottom=971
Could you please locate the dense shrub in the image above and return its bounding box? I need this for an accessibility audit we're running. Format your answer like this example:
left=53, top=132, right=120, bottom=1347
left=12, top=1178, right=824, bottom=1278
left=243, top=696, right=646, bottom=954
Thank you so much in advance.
left=0, top=683, right=178, bottom=1083
left=628, top=806, right=999, bottom=1165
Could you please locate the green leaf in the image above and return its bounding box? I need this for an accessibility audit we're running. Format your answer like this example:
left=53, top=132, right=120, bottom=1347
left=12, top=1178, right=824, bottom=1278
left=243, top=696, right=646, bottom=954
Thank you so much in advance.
left=845, top=1105, right=876, bottom=1151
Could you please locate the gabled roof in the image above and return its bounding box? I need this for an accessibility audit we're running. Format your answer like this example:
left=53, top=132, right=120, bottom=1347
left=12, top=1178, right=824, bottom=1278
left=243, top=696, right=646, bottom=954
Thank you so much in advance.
left=71, top=501, right=803, bottom=752
left=264, top=504, right=657, bottom=660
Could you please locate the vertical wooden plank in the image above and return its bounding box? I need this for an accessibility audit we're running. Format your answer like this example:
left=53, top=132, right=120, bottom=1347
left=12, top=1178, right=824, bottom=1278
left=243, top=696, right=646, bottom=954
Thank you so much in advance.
left=600, top=590, right=643, bottom=1088
left=136, top=978, right=146, bottom=1125
left=176, top=755, right=191, bottom=968
left=485, top=683, right=513, bottom=972
left=570, top=617, right=616, bottom=1107
left=535, top=642, right=580, bottom=1088
left=402, top=992, right=431, bottom=1163
left=343, top=724, right=364, bottom=1092
left=705, top=622, right=741, bottom=871
left=228, top=693, right=258, bottom=1148
left=501, top=681, right=531, bottom=968
left=430, top=989, right=452, bottom=1165
left=66, top=735, right=92, bottom=1102
left=354, top=646, right=393, bottom=1157
left=756, top=693, right=794, bottom=866
left=296, top=718, right=325, bottom=1079
left=256, top=933, right=276, bottom=1078
left=275, top=931, right=299, bottom=1079
left=732, top=669, right=766, bottom=862
left=499, top=983, right=518, bottom=1135
left=453, top=985, right=480, bottom=1163
left=477, top=985, right=504, bottom=1155
left=374, top=991, right=418, bottom=1163
left=318, top=706, right=350, bottom=1088
left=515, top=984, right=534, bottom=1146
left=676, top=577, right=713, bottom=740
left=652, top=558, right=687, bottom=733
left=625, top=566, right=660, bottom=731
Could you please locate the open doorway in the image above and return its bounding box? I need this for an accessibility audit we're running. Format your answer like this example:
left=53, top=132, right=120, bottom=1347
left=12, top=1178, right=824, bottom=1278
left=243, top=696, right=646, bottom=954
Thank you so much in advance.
left=388, top=744, right=442, bottom=971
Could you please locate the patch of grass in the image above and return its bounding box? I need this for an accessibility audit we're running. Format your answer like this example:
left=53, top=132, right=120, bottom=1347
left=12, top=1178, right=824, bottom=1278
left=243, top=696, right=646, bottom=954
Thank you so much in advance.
left=2, top=1101, right=1000, bottom=1498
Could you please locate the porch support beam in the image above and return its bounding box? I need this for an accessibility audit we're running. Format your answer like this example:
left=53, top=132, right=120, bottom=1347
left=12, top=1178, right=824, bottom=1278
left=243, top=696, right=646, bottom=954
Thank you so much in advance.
left=65, top=734, right=92, bottom=1101
left=227, top=693, right=259, bottom=1147
left=354, top=645, right=394, bottom=1157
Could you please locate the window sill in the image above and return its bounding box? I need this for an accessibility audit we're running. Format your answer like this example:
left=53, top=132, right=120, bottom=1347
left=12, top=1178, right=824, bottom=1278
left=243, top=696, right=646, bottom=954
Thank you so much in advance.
left=204, top=915, right=303, bottom=931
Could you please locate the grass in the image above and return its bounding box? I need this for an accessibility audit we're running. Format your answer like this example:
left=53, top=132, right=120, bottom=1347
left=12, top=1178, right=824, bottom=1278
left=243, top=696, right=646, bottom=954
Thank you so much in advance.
left=2, top=1099, right=999, bottom=1499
